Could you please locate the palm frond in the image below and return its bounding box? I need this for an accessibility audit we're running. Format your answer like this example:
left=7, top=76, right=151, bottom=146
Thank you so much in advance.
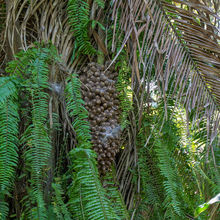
left=111, top=0, right=220, bottom=144
left=161, top=0, right=220, bottom=105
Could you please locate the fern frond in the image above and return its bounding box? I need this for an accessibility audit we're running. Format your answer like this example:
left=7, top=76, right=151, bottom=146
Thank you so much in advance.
left=65, top=74, right=92, bottom=147
left=52, top=181, right=72, bottom=220
left=153, top=100, right=196, bottom=218
left=0, top=77, right=17, bottom=104
left=67, top=0, right=96, bottom=56
left=135, top=112, right=165, bottom=219
left=155, top=138, right=182, bottom=216
left=0, top=79, right=19, bottom=219
left=68, top=180, right=87, bottom=220
left=20, top=188, right=47, bottom=220
left=5, top=45, right=58, bottom=219
left=95, top=0, right=105, bottom=9
left=103, top=173, right=130, bottom=219
left=21, top=54, right=51, bottom=218
left=116, top=60, right=133, bottom=129
left=151, top=101, right=184, bottom=217
left=69, top=148, right=119, bottom=220
left=135, top=97, right=201, bottom=219
left=65, top=74, right=119, bottom=219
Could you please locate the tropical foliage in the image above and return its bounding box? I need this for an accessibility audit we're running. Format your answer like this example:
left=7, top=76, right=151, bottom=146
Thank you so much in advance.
left=0, top=0, right=219, bottom=219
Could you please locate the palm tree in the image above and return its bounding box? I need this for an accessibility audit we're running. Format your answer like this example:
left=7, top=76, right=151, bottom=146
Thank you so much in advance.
left=0, top=0, right=219, bottom=219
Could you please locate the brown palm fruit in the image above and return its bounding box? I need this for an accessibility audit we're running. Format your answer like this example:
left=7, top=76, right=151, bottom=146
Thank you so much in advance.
left=90, top=76, right=96, bottom=82
left=105, top=94, right=110, bottom=101
left=82, top=67, right=88, bottom=72
left=108, top=87, right=115, bottom=94
left=91, top=66, right=97, bottom=72
left=87, top=70, right=93, bottom=77
left=79, top=75, right=86, bottom=83
left=94, top=71, right=100, bottom=77
left=100, top=106, right=104, bottom=111
left=104, top=81, right=109, bottom=86
left=101, top=97, right=106, bottom=103
left=108, top=102, right=114, bottom=107
left=103, top=103, right=108, bottom=109
left=96, top=107, right=101, bottom=113
left=109, top=157, right=114, bottom=162
left=100, top=82, right=105, bottom=87
left=106, top=161, right=112, bottom=166
left=80, top=62, right=121, bottom=174
left=106, top=152, right=111, bottom=158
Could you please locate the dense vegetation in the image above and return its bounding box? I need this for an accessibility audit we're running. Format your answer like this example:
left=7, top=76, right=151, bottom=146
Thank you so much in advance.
left=0, top=0, right=219, bottom=219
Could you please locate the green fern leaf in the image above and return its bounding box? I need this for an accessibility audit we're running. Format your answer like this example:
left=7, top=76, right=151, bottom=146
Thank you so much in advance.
left=0, top=79, right=19, bottom=219
left=67, top=0, right=96, bottom=55
left=65, top=74, right=120, bottom=220
left=95, top=0, right=105, bottom=9
left=52, top=181, right=72, bottom=220
left=5, top=45, right=58, bottom=219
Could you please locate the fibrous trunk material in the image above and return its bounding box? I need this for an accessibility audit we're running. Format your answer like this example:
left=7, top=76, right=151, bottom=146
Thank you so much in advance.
left=80, top=62, right=121, bottom=174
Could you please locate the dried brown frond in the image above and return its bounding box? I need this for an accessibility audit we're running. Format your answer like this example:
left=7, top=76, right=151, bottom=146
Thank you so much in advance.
left=1, top=0, right=81, bottom=71
left=161, top=0, right=220, bottom=105
left=111, top=0, right=219, bottom=146
left=111, top=0, right=220, bottom=210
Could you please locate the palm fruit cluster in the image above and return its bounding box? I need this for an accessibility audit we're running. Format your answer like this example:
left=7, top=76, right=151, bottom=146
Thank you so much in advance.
left=80, top=62, right=121, bottom=174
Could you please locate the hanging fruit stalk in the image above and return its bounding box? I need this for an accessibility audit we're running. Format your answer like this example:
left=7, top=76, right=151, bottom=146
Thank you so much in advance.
left=80, top=62, right=121, bottom=174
